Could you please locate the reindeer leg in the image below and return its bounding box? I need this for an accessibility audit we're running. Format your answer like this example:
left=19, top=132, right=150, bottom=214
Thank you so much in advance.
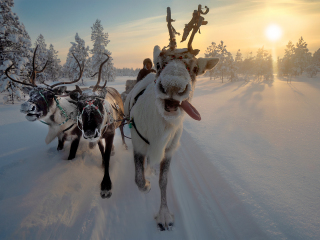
left=134, top=151, right=151, bottom=193
left=57, top=135, right=66, bottom=151
left=120, top=120, right=128, bottom=150
left=67, top=128, right=81, bottom=160
left=98, top=139, right=105, bottom=167
left=68, top=138, right=80, bottom=160
left=155, top=156, right=174, bottom=231
left=100, top=130, right=115, bottom=199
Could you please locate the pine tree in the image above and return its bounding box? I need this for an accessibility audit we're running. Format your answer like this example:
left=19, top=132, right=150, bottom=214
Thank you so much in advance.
left=255, top=46, right=273, bottom=81
left=234, top=49, right=242, bottom=77
left=312, top=48, right=320, bottom=69
left=63, top=33, right=89, bottom=81
left=0, top=0, right=33, bottom=103
left=215, top=41, right=229, bottom=82
left=46, top=44, right=61, bottom=81
left=205, top=42, right=219, bottom=80
left=33, top=34, right=48, bottom=84
left=294, top=37, right=311, bottom=75
left=89, top=19, right=115, bottom=83
left=242, top=52, right=254, bottom=81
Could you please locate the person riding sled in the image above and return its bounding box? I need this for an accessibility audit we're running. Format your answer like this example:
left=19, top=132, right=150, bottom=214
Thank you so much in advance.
left=137, top=58, right=156, bottom=82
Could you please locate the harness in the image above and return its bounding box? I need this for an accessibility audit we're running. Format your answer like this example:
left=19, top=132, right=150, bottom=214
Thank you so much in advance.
left=38, top=91, right=74, bottom=130
left=76, top=98, right=114, bottom=136
left=128, top=88, right=150, bottom=145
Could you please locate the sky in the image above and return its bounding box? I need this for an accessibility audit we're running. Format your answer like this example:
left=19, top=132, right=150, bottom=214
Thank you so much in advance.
left=12, top=0, right=320, bottom=68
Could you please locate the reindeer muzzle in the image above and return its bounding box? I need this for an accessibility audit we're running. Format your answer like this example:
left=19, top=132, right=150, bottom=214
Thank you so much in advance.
left=83, top=128, right=101, bottom=141
left=21, top=102, right=42, bottom=121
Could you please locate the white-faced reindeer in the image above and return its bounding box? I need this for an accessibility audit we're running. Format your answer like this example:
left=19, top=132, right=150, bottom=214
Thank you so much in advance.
left=69, top=54, right=127, bottom=199
left=5, top=46, right=84, bottom=160
left=124, top=6, right=219, bottom=230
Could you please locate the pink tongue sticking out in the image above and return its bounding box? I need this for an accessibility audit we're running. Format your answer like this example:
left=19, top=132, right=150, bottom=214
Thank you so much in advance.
left=180, top=100, right=201, bottom=121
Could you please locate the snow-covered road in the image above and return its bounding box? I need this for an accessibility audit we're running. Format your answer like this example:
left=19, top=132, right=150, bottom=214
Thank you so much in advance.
left=0, top=76, right=319, bottom=239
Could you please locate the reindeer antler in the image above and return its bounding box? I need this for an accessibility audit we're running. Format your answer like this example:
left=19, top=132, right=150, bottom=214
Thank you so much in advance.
left=181, top=5, right=209, bottom=55
left=4, top=45, right=49, bottom=87
left=50, top=53, right=84, bottom=88
left=167, top=7, right=180, bottom=50
left=92, top=53, right=110, bottom=92
left=5, top=64, right=35, bottom=86
left=30, top=45, right=49, bottom=86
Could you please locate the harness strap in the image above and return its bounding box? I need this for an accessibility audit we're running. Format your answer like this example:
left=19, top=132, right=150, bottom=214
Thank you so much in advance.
left=40, top=120, right=50, bottom=125
left=54, top=96, right=70, bottom=126
left=62, top=123, right=75, bottom=133
left=39, top=91, right=49, bottom=108
left=131, top=118, right=150, bottom=145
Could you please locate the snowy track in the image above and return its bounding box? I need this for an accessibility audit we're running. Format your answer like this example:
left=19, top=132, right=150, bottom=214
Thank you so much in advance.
left=1, top=76, right=320, bottom=239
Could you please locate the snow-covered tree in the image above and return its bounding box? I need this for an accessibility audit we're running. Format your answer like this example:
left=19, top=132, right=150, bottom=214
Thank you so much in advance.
left=63, top=33, right=89, bottom=81
left=33, top=34, right=48, bottom=83
left=214, top=41, right=230, bottom=82
left=234, top=49, right=243, bottom=75
left=115, top=67, right=140, bottom=77
left=293, top=37, right=311, bottom=75
left=254, top=46, right=273, bottom=81
left=46, top=44, right=61, bottom=81
left=242, top=52, right=255, bottom=81
left=278, top=41, right=296, bottom=77
left=0, top=0, right=32, bottom=103
left=89, top=19, right=115, bottom=83
left=205, top=42, right=219, bottom=80
left=313, top=48, right=320, bottom=68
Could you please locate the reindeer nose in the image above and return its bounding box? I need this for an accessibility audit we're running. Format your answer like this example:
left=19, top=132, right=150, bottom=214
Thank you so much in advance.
left=20, top=102, right=37, bottom=113
left=83, top=129, right=100, bottom=140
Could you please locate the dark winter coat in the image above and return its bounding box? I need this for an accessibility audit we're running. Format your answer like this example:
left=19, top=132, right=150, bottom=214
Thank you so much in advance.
left=137, top=68, right=156, bottom=82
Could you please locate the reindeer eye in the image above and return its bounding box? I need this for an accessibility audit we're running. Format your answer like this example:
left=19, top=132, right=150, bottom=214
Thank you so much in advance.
left=159, top=82, right=166, bottom=94
left=157, top=62, right=161, bottom=71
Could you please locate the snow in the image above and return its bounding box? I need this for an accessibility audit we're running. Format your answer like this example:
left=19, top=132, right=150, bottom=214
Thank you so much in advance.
left=0, top=75, right=319, bottom=239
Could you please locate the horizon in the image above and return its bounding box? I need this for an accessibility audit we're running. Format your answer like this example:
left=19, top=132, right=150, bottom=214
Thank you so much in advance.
left=12, top=0, right=320, bottom=68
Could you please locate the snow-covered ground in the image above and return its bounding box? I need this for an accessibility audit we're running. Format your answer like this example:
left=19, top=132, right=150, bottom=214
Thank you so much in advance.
left=0, top=75, right=319, bottom=239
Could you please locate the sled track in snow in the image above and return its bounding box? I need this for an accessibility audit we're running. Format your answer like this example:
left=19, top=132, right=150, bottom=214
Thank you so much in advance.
left=1, top=123, right=265, bottom=239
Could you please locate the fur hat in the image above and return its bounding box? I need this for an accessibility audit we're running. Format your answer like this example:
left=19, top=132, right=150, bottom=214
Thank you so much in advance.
left=143, top=58, right=152, bottom=66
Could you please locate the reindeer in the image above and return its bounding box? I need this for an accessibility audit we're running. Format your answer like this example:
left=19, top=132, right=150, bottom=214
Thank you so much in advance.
left=124, top=6, right=219, bottom=230
left=69, top=54, right=127, bottom=199
left=5, top=46, right=84, bottom=160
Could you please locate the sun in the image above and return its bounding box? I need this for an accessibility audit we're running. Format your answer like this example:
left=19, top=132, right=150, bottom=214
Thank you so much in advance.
left=265, top=24, right=282, bottom=41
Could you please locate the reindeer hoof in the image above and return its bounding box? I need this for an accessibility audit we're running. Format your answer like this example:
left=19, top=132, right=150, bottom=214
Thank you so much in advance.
left=155, top=208, right=174, bottom=231
left=139, top=180, right=151, bottom=193
left=67, top=155, right=75, bottom=160
left=100, top=190, right=112, bottom=199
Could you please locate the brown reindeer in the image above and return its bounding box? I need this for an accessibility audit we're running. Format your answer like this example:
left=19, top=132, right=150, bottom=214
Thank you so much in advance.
left=6, top=46, right=84, bottom=160
left=69, top=54, right=127, bottom=198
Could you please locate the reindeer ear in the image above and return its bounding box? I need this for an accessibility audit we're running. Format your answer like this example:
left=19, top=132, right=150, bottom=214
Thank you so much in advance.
left=22, top=86, right=33, bottom=94
left=53, top=86, right=67, bottom=95
left=197, top=58, right=219, bottom=76
left=69, top=87, right=82, bottom=101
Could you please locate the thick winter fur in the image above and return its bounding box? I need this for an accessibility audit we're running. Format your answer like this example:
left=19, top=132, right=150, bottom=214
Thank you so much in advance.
left=124, top=46, right=219, bottom=230
left=70, top=86, right=126, bottom=199
left=20, top=86, right=81, bottom=160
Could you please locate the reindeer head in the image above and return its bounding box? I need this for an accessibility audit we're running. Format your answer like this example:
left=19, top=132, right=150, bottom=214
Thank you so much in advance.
left=153, top=6, right=219, bottom=121
left=21, top=86, right=67, bottom=121
left=5, top=46, right=84, bottom=122
left=70, top=54, right=111, bottom=142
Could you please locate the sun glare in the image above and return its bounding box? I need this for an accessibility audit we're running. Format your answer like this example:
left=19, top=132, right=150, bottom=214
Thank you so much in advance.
left=265, top=24, right=282, bottom=41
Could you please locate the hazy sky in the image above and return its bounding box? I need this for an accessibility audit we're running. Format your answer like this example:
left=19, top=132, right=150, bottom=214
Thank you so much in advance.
left=12, top=0, right=320, bottom=68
